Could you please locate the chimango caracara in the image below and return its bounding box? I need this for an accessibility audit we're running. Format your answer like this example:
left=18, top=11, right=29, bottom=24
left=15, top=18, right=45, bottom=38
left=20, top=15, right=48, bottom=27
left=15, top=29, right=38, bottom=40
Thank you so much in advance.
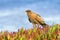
left=25, top=10, right=48, bottom=27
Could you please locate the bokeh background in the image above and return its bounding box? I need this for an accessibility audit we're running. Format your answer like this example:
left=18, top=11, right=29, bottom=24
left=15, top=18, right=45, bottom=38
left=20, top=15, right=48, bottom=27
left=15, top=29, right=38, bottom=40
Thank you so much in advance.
left=0, top=0, right=60, bottom=32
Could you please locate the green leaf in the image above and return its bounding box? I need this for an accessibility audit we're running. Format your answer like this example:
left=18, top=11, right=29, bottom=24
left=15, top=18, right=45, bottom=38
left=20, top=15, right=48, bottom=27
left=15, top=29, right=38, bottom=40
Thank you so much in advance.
left=20, top=27, right=24, bottom=33
left=33, top=28, right=36, bottom=33
left=48, top=24, right=57, bottom=34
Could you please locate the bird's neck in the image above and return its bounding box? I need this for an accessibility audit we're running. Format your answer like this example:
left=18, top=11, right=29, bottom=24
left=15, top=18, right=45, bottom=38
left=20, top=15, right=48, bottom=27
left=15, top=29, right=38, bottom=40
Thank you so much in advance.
left=27, top=12, right=32, bottom=17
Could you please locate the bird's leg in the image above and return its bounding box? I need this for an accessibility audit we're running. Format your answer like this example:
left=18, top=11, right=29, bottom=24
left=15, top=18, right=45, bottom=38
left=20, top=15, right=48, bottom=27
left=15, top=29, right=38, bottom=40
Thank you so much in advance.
left=36, top=24, right=40, bottom=28
left=38, top=24, right=40, bottom=27
left=33, top=24, right=36, bottom=28
left=35, top=24, right=37, bottom=28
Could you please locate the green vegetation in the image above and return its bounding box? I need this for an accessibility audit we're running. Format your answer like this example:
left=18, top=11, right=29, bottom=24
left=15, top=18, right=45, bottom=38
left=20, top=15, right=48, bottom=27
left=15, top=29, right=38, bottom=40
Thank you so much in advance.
left=0, top=24, right=60, bottom=40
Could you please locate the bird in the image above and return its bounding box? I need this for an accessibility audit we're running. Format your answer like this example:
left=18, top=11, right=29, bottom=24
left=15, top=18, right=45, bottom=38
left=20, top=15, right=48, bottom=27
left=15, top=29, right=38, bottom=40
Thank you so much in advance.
left=25, top=10, right=48, bottom=27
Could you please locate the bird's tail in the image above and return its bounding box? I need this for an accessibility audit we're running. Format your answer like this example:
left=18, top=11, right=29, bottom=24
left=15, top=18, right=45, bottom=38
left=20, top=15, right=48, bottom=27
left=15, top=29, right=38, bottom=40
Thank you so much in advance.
left=41, top=23, right=49, bottom=27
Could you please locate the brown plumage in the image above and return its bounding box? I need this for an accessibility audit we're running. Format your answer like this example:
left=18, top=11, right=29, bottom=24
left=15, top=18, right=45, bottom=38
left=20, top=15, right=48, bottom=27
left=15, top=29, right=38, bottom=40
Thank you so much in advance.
left=25, top=10, right=47, bottom=27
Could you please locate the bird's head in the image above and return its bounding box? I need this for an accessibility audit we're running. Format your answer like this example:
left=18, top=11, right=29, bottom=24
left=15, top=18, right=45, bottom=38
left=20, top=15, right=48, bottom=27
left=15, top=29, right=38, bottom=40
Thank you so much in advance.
left=25, top=10, right=31, bottom=12
left=25, top=10, right=32, bottom=15
left=25, top=10, right=32, bottom=14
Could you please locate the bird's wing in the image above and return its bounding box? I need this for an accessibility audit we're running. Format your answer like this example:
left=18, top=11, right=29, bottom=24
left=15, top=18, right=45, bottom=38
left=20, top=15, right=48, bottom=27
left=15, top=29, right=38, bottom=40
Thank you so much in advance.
left=28, top=18, right=31, bottom=22
left=36, top=14, right=45, bottom=24
left=31, top=12, right=45, bottom=24
left=36, top=14, right=41, bottom=17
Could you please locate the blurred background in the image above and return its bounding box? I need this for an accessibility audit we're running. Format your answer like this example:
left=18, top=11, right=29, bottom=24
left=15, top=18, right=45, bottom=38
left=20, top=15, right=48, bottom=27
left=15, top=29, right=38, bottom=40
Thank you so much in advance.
left=0, top=0, right=60, bottom=32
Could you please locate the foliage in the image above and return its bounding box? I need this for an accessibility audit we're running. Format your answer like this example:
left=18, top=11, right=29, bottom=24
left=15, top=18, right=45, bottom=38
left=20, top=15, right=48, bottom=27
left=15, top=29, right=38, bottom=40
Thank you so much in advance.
left=0, top=24, right=60, bottom=40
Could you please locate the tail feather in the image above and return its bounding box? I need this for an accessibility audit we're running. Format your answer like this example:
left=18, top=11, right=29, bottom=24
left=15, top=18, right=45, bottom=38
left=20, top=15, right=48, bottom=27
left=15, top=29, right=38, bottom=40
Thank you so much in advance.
left=41, top=23, right=49, bottom=27
left=35, top=17, right=49, bottom=27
